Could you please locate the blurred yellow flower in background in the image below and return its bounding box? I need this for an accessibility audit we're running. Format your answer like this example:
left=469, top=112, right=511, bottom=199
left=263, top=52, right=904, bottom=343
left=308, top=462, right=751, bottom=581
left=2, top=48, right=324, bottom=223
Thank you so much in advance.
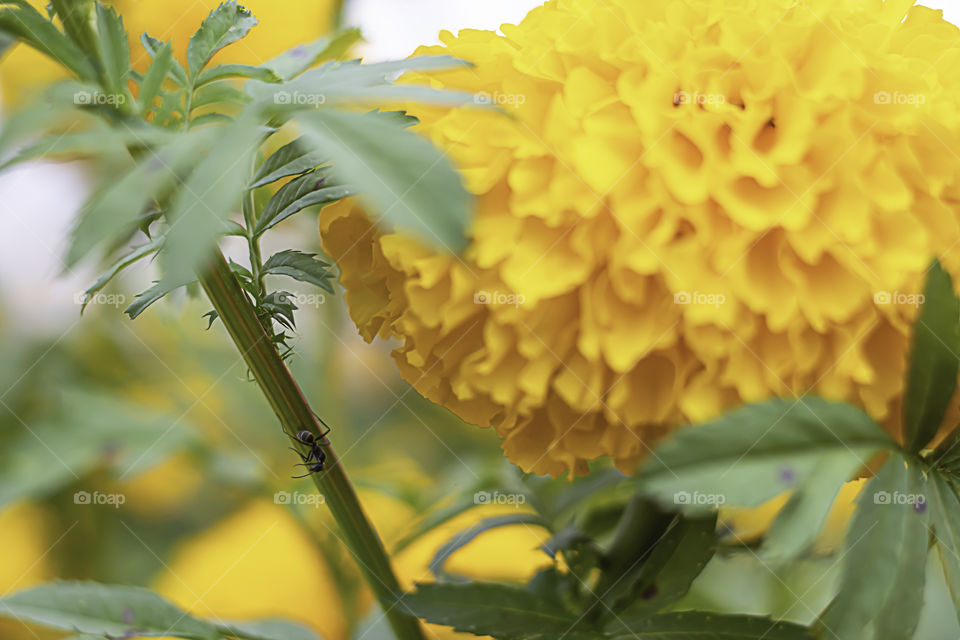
left=320, top=0, right=960, bottom=477
left=0, top=502, right=54, bottom=639
left=720, top=478, right=867, bottom=554
left=0, top=0, right=337, bottom=103
left=153, top=500, right=348, bottom=640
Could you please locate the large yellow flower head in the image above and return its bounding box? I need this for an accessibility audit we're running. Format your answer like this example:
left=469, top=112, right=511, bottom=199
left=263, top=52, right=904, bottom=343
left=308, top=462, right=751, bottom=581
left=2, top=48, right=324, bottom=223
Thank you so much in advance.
left=319, top=0, right=960, bottom=477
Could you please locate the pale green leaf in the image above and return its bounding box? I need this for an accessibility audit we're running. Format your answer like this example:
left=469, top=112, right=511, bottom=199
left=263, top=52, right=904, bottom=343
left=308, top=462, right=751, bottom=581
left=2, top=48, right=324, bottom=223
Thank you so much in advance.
left=297, top=109, right=471, bottom=252
left=187, top=2, right=258, bottom=77
left=0, top=582, right=219, bottom=639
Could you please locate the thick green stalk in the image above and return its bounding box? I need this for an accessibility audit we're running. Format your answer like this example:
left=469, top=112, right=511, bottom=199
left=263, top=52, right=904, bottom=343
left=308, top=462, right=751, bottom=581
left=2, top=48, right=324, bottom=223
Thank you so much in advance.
left=199, top=250, right=424, bottom=640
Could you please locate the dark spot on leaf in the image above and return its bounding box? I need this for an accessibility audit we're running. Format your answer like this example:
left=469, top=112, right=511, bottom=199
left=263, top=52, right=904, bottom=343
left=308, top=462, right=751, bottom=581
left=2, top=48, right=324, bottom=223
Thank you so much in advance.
left=915, top=500, right=927, bottom=514
left=641, top=584, right=659, bottom=600
left=291, top=45, right=307, bottom=58
left=778, top=466, right=795, bottom=484
left=122, top=606, right=135, bottom=624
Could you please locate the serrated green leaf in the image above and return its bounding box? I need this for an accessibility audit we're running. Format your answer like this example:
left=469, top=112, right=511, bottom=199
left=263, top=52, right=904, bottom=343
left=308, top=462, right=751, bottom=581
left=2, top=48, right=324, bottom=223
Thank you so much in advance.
left=68, top=128, right=215, bottom=266
left=0, top=128, right=141, bottom=170
left=605, top=513, right=717, bottom=615
left=607, top=611, right=812, bottom=640
left=400, top=582, right=594, bottom=640
left=904, top=259, right=960, bottom=453
left=255, top=171, right=351, bottom=235
left=927, top=472, right=960, bottom=628
left=0, top=2, right=97, bottom=79
left=819, top=454, right=928, bottom=640
left=261, top=250, right=334, bottom=293
left=761, top=450, right=867, bottom=561
left=95, top=4, right=130, bottom=100
left=141, top=33, right=187, bottom=86
left=160, top=120, right=261, bottom=285
left=637, top=398, right=894, bottom=512
left=249, top=138, right=326, bottom=189
left=297, top=109, right=471, bottom=252
left=216, top=619, right=324, bottom=640
left=0, top=582, right=219, bottom=639
left=187, top=2, right=258, bottom=77
left=125, top=278, right=193, bottom=319
left=138, top=40, right=173, bottom=114
left=261, top=29, right=361, bottom=80
left=81, top=238, right=162, bottom=312
left=196, top=63, right=281, bottom=86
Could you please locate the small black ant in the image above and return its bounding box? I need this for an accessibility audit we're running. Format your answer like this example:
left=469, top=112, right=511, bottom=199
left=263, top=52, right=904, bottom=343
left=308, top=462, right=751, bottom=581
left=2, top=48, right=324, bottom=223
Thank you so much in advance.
left=289, top=424, right=330, bottom=478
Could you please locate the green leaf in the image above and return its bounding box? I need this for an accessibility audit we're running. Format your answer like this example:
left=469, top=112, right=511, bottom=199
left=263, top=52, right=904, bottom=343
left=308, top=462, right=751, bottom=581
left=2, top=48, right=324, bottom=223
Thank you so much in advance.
left=68, top=128, right=216, bottom=266
left=48, top=0, right=97, bottom=55
left=249, top=138, right=326, bottom=189
left=160, top=120, right=262, bottom=285
left=81, top=238, right=163, bottom=312
left=261, top=250, right=335, bottom=293
left=760, top=450, right=867, bottom=561
left=138, top=40, right=173, bottom=114
left=429, top=513, right=550, bottom=579
left=607, top=611, right=812, bottom=640
left=125, top=278, right=193, bottom=319
left=94, top=4, right=130, bottom=100
left=0, top=582, right=219, bottom=639
left=904, top=259, right=960, bottom=453
left=261, top=291, right=297, bottom=329
left=196, top=63, right=281, bottom=86
left=297, top=109, right=471, bottom=252
left=874, top=463, right=931, bottom=640
left=261, top=29, right=361, bottom=80
left=818, top=454, right=929, bottom=640
left=142, top=33, right=188, bottom=86
left=0, top=2, right=97, bottom=79
left=605, top=513, right=717, bottom=615
left=216, top=619, right=324, bottom=640
left=0, top=127, right=158, bottom=170
left=637, top=397, right=894, bottom=511
left=927, top=472, right=960, bottom=628
left=400, top=582, right=593, bottom=640
left=192, top=82, right=252, bottom=110
left=187, top=1, right=258, bottom=77
left=252, top=56, right=477, bottom=109
left=255, top=171, right=351, bottom=235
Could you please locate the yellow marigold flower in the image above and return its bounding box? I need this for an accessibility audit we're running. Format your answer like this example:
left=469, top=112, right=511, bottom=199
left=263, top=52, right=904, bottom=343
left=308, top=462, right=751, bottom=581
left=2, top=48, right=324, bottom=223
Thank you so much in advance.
left=0, top=502, right=53, bottom=640
left=320, top=0, right=960, bottom=476
left=0, top=0, right=336, bottom=103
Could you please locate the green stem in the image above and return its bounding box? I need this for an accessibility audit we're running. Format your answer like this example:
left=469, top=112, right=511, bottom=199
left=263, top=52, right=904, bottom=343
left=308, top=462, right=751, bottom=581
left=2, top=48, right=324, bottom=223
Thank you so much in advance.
left=199, top=250, right=425, bottom=640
